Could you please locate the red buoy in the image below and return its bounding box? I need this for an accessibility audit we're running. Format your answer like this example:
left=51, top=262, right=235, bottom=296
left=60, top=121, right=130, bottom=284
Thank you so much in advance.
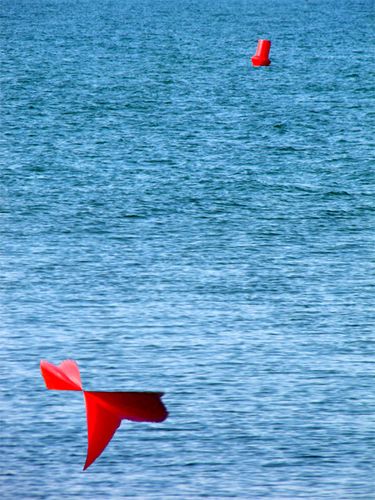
left=251, top=39, right=271, bottom=67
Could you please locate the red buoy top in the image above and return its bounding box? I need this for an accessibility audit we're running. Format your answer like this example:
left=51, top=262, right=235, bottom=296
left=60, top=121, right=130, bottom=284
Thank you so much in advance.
left=251, top=39, right=271, bottom=67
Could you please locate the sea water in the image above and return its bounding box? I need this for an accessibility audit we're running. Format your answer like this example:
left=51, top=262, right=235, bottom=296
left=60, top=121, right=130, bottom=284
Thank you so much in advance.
left=1, top=0, right=374, bottom=498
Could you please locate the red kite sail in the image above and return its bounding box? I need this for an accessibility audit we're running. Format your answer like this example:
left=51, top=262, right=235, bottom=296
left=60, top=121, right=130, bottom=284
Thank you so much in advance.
left=40, top=360, right=168, bottom=469
left=40, top=359, right=83, bottom=391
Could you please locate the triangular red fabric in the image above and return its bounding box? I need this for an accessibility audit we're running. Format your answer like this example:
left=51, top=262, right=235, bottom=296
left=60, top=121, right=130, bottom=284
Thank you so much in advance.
left=40, top=359, right=82, bottom=391
left=41, top=360, right=168, bottom=469
left=83, top=392, right=122, bottom=470
left=83, top=391, right=168, bottom=469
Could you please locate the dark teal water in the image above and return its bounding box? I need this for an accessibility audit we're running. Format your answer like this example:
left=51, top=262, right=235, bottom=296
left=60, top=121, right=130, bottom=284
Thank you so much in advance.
left=1, top=0, right=375, bottom=498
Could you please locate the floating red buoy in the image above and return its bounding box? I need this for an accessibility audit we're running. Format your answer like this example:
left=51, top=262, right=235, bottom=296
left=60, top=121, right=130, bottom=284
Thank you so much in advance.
left=251, top=39, right=271, bottom=67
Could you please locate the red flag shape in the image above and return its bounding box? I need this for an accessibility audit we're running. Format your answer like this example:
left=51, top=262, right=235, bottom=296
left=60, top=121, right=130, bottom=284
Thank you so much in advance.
left=40, top=360, right=168, bottom=469
left=40, top=359, right=83, bottom=391
left=83, top=391, right=167, bottom=470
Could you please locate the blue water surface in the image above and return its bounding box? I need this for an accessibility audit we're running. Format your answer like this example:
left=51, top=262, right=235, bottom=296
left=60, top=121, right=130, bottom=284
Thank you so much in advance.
left=1, top=0, right=374, bottom=498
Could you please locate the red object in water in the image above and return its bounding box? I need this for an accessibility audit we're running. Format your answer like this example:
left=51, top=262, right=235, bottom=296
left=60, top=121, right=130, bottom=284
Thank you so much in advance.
left=251, top=39, right=271, bottom=66
left=83, top=391, right=167, bottom=470
left=40, top=360, right=168, bottom=469
left=40, top=359, right=83, bottom=391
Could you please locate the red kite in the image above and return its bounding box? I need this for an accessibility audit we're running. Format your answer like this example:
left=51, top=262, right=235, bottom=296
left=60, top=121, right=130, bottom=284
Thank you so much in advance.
left=40, top=360, right=168, bottom=470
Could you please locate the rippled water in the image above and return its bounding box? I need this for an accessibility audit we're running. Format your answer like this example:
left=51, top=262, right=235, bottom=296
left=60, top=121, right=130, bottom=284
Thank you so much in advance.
left=1, top=0, right=374, bottom=498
